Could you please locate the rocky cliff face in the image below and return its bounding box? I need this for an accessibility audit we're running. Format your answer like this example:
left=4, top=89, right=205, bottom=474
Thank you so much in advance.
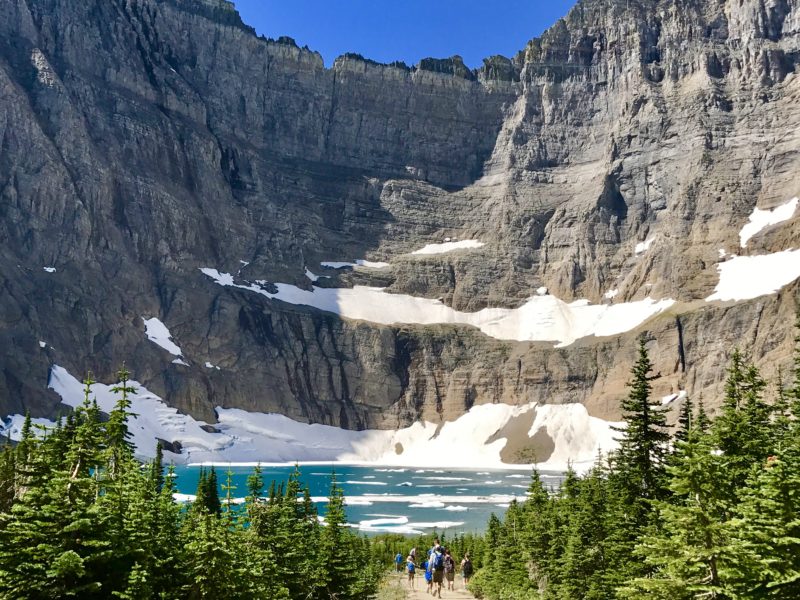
left=0, top=0, right=799, bottom=435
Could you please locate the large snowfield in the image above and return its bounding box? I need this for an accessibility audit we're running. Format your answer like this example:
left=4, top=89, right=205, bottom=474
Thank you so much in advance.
left=0, top=366, right=620, bottom=472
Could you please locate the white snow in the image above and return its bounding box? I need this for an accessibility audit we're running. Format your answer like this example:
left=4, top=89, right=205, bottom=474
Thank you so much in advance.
left=706, top=249, right=800, bottom=301
left=411, top=240, right=485, bottom=255
left=48, top=365, right=234, bottom=461
left=634, top=238, right=655, bottom=255
left=320, top=260, right=390, bottom=269
left=536, top=287, right=548, bottom=296
left=38, top=341, right=47, bottom=349
left=172, top=358, right=189, bottom=366
left=44, top=365, right=618, bottom=471
left=661, top=390, right=687, bottom=406
left=719, top=249, right=727, bottom=259
left=527, top=404, right=621, bottom=471
left=305, top=268, right=325, bottom=282
left=604, top=289, right=619, bottom=300
left=739, top=197, right=798, bottom=248
left=43, top=267, right=56, bottom=273
left=355, top=259, right=390, bottom=269
left=201, top=268, right=674, bottom=348
left=204, top=362, right=221, bottom=370
left=142, top=317, right=183, bottom=357
left=0, top=414, right=57, bottom=441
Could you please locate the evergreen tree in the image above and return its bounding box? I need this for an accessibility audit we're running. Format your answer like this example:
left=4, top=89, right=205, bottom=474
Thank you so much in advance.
left=149, top=442, right=164, bottom=493
left=206, top=467, right=221, bottom=516
left=622, top=426, right=730, bottom=600
left=675, top=396, right=694, bottom=444
left=318, top=471, right=361, bottom=599
left=695, top=396, right=710, bottom=434
left=727, top=442, right=800, bottom=599
left=612, top=337, right=671, bottom=504
left=713, top=352, right=773, bottom=512
left=106, top=366, right=137, bottom=479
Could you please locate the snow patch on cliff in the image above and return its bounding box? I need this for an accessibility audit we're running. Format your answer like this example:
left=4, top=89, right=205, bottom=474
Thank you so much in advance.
left=411, top=240, right=485, bottom=255
left=739, top=197, right=798, bottom=248
left=200, top=268, right=674, bottom=347
left=634, top=238, right=655, bottom=255
left=320, top=259, right=390, bottom=269
left=706, top=249, right=800, bottom=301
left=142, top=317, right=183, bottom=357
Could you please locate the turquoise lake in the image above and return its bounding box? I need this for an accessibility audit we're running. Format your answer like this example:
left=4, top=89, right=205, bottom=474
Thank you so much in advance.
left=172, top=464, right=565, bottom=534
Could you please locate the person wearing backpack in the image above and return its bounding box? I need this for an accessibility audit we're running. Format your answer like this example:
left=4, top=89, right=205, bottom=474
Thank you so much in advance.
left=406, top=555, right=416, bottom=589
left=443, top=549, right=456, bottom=591
left=395, top=551, right=404, bottom=574
left=423, top=559, right=433, bottom=594
left=430, top=545, right=444, bottom=598
left=461, top=552, right=474, bottom=586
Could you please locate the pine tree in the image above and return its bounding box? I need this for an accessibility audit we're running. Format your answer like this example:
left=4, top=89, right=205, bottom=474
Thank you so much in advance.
left=519, top=471, right=554, bottom=593
left=713, top=353, right=773, bottom=511
left=206, top=466, right=221, bottom=516
left=696, top=396, right=710, bottom=434
left=107, top=366, right=137, bottom=479
left=675, top=395, right=694, bottom=444
left=246, top=463, right=263, bottom=504
left=792, top=313, right=800, bottom=419
left=318, top=471, right=361, bottom=599
left=612, top=337, right=671, bottom=504
left=621, top=427, right=730, bottom=600
left=149, top=442, right=164, bottom=493
left=726, top=442, right=800, bottom=599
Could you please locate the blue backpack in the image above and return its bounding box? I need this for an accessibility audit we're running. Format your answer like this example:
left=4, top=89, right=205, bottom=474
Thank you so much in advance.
left=407, top=561, right=415, bottom=573
left=433, top=552, right=444, bottom=571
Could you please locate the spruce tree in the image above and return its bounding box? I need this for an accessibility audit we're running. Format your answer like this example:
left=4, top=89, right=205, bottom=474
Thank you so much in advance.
left=149, top=442, right=164, bottom=493
left=713, top=353, right=773, bottom=511
left=318, top=471, right=360, bottom=599
left=675, top=396, right=693, bottom=444
left=727, top=442, right=800, bottom=599
left=612, top=337, right=671, bottom=504
left=622, top=426, right=730, bottom=600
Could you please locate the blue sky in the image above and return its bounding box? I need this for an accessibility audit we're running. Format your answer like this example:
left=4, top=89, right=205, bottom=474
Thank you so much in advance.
left=231, top=0, right=578, bottom=68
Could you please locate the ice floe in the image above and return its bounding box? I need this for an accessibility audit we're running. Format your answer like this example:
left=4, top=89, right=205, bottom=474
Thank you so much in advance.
left=739, top=197, right=798, bottom=248
left=142, top=317, right=183, bottom=357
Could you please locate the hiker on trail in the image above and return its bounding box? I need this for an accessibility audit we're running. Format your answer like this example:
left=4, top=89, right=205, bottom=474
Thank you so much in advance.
left=429, top=544, right=444, bottom=598
left=410, top=547, right=416, bottom=562
left=423, top=558, right=433, bottom=594
left=406, top=555, right=416, bottom=588
left=395, top=552, right=404, bottom=573
left=461, top=552, right=474, bottom=586
left=444, top=548, right=456, bottom=591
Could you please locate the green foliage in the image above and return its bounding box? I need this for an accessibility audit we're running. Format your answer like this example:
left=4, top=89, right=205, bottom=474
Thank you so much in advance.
left=0, top=369, right=379, bottom=600
left=471, top=336, right=800, bottom=600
